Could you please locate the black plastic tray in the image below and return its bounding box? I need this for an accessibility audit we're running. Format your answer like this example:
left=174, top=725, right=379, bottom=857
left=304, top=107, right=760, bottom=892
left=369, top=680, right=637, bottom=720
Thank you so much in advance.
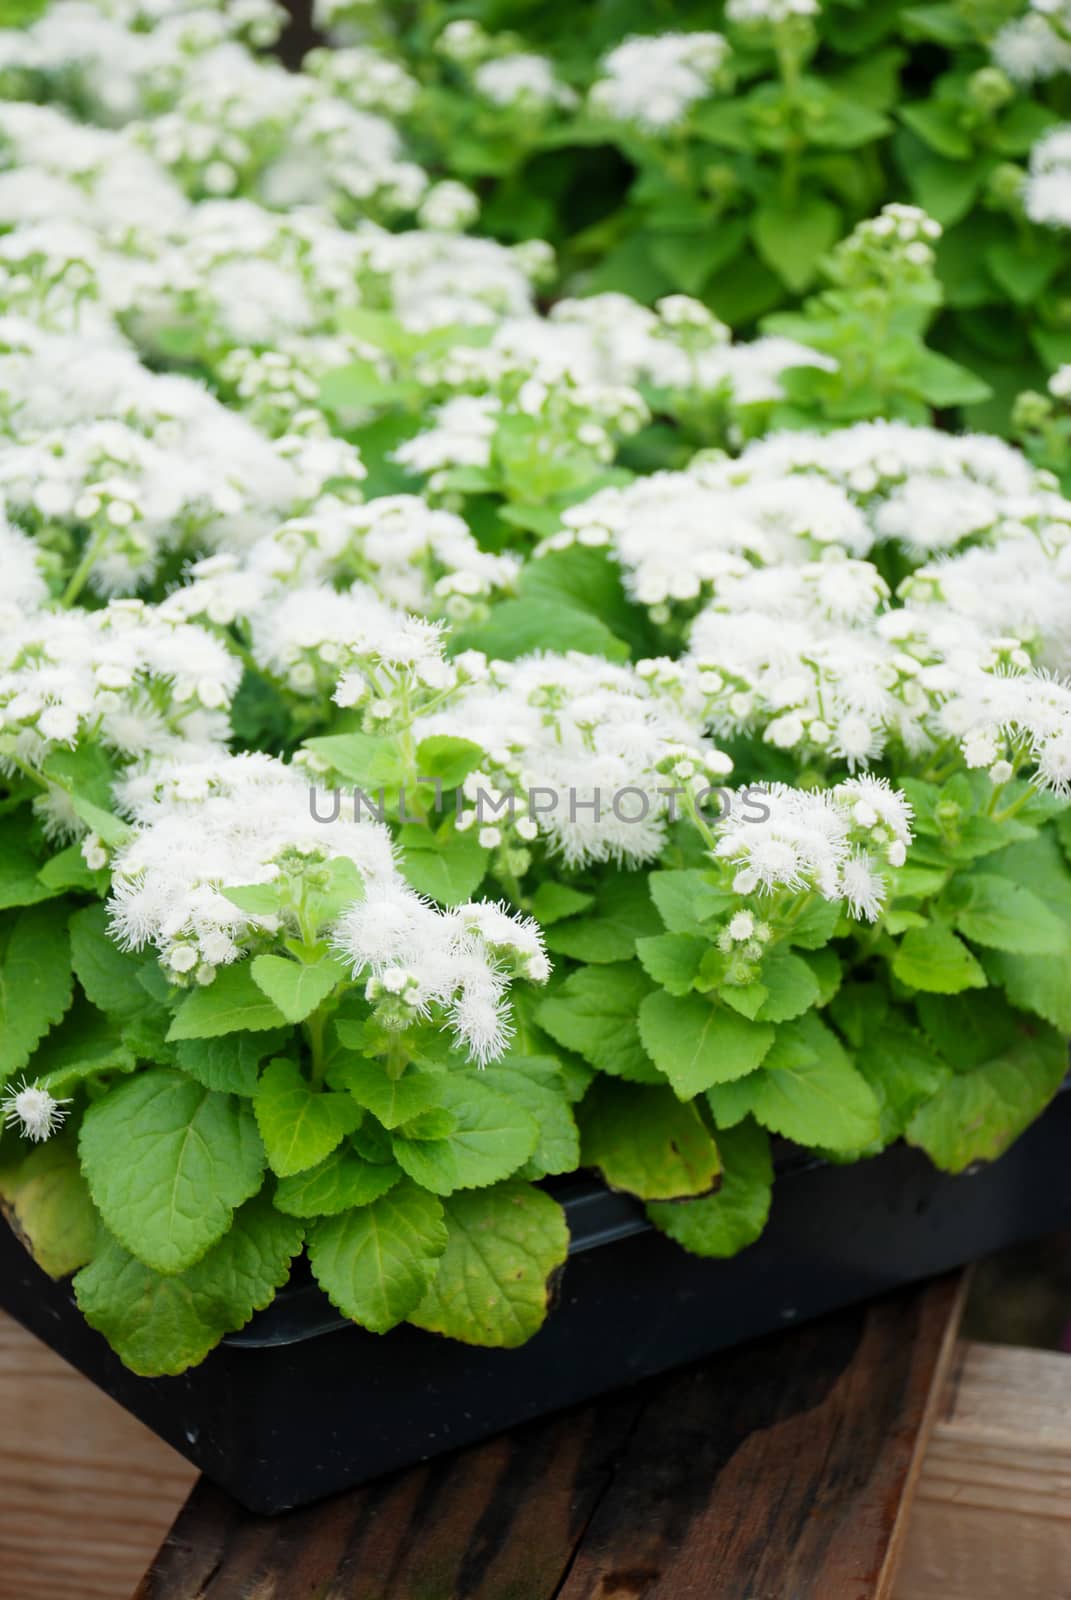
left=3, top=1094, right=1071, bottom=1514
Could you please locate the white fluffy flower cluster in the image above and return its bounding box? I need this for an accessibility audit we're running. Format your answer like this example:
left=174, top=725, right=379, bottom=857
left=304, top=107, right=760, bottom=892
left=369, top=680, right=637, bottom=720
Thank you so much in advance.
left=473, top=53, right=577, bottom=110
left=0, top=318, right=360, bottom=595
left=713, top=777, right=913, bottom=922
left=726, top=0, right=819, bottom=24
left=0, top=598, right=241, bottom=818
left=109, top=749, right=545, bottom=1060
left=336, top=894, right=549, bottom=1064
left=993, top=1, right=1071, bottom=85
left=588, top=33, right=730, bottom=129
left=549, top=418, right=1057, bottom=608
left=0, top=0, right=427, bottom=220
left=412, top=652, right=733, bottom=868
left=1024, top=125, right=1071, bottom=230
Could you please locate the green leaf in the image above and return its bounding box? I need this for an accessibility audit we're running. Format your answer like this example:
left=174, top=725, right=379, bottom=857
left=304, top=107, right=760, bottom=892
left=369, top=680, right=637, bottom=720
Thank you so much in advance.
left=451, top=599, right=629, bottom=663
left=752, top=196, right=841, bottom=292
left=544, top=872, right=662, bottom=963
left=854, top=1018, right=952, bottom=1144
left=28, top=999, right=137, bottom=1095
left=327, top=1053, right=444, bottom=1128
left=893, top=923, right=988, bottom=994
left=307, top=1181, right=447, bottom=1333
left=638, top=991, right=774, bottom=1099
left=273, top=1146, right=400, bottom=1217
left=74, top=1194, right=303, bottom=1376
left=254, top=1058, right=362, bottom=1178
left=69, top=906, right=155, bottom=1022
left=635, top=933, right=707, bottom=995
left=0, top=815, right=56, bottom=909
left=415, top=734, right=485, bottom=788
left=167, top=963, right=290, bottom=1040
left=390, top=1073, right=539, bottom=1194
left=647, top=1121, right=772, bottom=1258
left=250, top=954, right=346, bottom=1024
left=397, top=822, right=489, bottom=906
left=973, top=834, right=1071, bottom=1031
left=0, top=1132, right=98, bottom=1278
left=746, top=1016, right=882, bottom=1152
left=79, top=1069, right=266, bottom=1274
left=578, top=1079, right=721, bottom=1200
left=649, top=869, right=729, bottom=935
left=526, top=882, right=594, bottom=925
left=409, top=1182, right=569, bottom=1348
left=0, top=902, right=73, bottom=1081
left=754, top=952, right=822, bottom=1022
left=907, top=1022, right=1066, bottom=1173
left=900, top=101, right=972, bottom=160
left=948, top=873, right=1068, bottom=956
left=301, top=731, right=404, bottom=787
left=174, top=1032, right=280, bottom=1096
left=478, top=1055, right=580, bottom=1179
left=537, top=964, right=661, bottom=1083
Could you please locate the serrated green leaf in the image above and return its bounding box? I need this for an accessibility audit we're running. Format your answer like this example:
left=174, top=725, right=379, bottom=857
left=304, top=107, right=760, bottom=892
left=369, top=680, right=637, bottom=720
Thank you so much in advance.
left=250, top=954, right=346, bottom=1024
left=746, top=1016, right=882, bottom=1152
left=409, top=1182, right=569, bottom=1348
left=327, top=1052, right=444, bottom=1128
left=648, top=869, right=729, bottom=936
left=452, top=598, right=630, bottom=663
left=907, top=1022, right=1066, bottom=1173
left=0, top=902, right=73, bottom=1082
left=948, top=873, right=1068, bottom=956
left=479, top=1054, right=580, bottom=1178
left=854, top=1018, right=952, bottom=1143
left=0, top=815, right=57, bottom=909
left=397, top=823, right=489, bottom=906
left=167, top=963, right=290, bottom=1041
left=537, top=964, right=660, bottom=1082
left=254, top=1058, right=362, bottom=1177
left=755, top=952, right=822, bottom=1023
left=74, top=1194, right=303, bottom=1376
left=390, top=1073, right=539, bottom=1194
left=174, top=1032, right=280, bottom=1096
left=578, top=1078, right=721, bottom=1200
left=647, top=1121, right=772, bottom=1258
left=544, top=872, right=662, bottom=964
left=635, top=933, right=707, bottom=995
left=79, top=1069, right=266, bottom=1273
left=307, top=1181, right=446, bottom=1333
left=892, top=923, right=988, bottom=994
left=273, top=1146, right=400, bottom=1217
left=526, top=882, right=594, bottom=925
left=414, top=735, right=484, bottom=788
left=69, top=905, right=155, bottom=1022
left=0, top=1132, right=99, bottom=1278
left=638, top=990, right=774, bottom=1099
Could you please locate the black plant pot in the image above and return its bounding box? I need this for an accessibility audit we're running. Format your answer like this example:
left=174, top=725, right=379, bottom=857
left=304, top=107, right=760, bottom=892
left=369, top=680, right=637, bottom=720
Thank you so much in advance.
left=3, top=1096, right=1071, bottom=1515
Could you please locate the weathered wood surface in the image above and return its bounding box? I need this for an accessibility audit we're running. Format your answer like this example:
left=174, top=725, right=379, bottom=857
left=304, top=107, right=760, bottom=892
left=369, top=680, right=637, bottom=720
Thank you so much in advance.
left=892, top=1340, right=1071, bottom=1600
left=134, top=1275, right=965, bottom=1600
left=0, top=1310, right=196, bottom=1600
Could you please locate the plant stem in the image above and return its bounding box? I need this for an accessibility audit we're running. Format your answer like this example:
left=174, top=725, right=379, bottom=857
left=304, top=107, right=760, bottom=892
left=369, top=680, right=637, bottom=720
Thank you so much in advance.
left=61, top=527, right=109, bottom=607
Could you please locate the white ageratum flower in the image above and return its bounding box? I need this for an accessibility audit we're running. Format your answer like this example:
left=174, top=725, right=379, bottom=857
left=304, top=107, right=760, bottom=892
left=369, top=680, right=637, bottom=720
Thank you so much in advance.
left=334, top=889, right=550, bottom=1065
left=993, top=5, right=1071, bottom=85
left=1024, top=125, right=1071, bottom=230
left=589, top=33, right=730, bottom=129
left=712, top=780, right=913, bottom=920
left=413, top=651, right=732, bottom=870
left=2, top=1078, right=72, bottom=1143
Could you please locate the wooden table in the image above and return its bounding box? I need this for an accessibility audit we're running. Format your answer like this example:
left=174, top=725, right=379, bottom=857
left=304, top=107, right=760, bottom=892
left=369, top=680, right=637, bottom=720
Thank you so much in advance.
left=3, top=1275, right=1071, bottom=1599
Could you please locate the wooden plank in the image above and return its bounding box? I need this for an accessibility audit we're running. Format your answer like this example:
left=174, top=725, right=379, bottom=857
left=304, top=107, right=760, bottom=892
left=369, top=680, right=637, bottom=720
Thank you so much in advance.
left=892, top=1341, right=1071, bottom=1600
left=553, top=1274, right=965, bottom=1600
left=0, top=1310, right=196, bottom=1600
left=136, top=1275, right=965, bottom=1600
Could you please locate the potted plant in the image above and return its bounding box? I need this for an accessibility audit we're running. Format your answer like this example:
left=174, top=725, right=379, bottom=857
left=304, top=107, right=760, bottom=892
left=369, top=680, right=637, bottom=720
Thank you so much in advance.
left=3, top=0, right=1071, bottom=1516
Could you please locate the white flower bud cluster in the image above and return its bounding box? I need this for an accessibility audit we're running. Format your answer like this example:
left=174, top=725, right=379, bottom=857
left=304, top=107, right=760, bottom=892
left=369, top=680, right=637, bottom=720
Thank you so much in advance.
left=1024, top=126, right=1071, bottom=230
left=0, top=600, right=241, bottom=785
left=712, top=777, right=913, bottom=922
left=413, top=652, right=733, bottom=869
